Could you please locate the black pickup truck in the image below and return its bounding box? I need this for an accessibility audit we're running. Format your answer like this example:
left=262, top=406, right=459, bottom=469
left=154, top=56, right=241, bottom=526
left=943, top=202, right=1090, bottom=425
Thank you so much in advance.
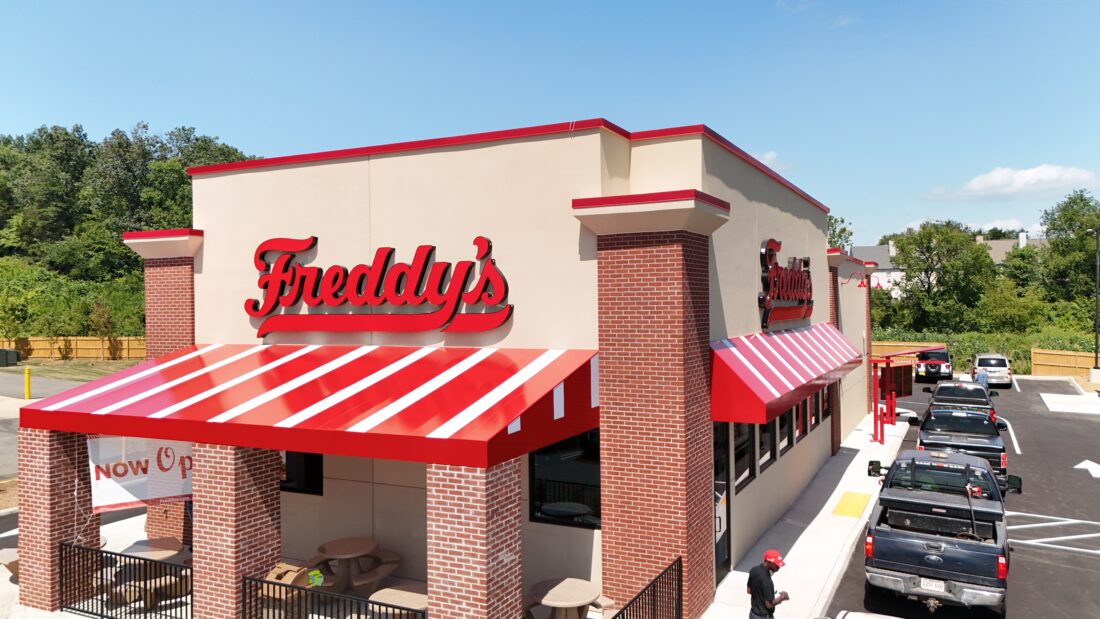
left=864, top=450, right=1022, bottom=617
left=911, top=408, right=1011, bottom=491
left=921, top=381, right=998, bottom=421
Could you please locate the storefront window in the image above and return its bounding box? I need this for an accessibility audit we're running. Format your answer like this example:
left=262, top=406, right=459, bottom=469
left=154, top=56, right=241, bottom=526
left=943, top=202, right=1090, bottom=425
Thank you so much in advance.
left=281, top=452, right=323, bottom=495
left=734, top=423, right=755, bottom=492
left=797, top=399, right=809, bottom=441
left=759, top=419, right=776, bottom=471
left=779, top=408, right=794, bottom=454
left=530, top=430, right=601, bottom=528
left=823, top=388, right=832, bottom=419
left=811, top=391, right=822, bottom=428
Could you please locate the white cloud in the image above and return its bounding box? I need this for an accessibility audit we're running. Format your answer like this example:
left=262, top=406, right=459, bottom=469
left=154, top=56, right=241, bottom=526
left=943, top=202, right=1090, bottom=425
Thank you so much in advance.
left=976, top=218, right=1023, bottom=231
left=752, top=150, right=790, bottom=171
left=956, top=164, right=1096, bottom=199
left=828, top=16, right=854, bottom=28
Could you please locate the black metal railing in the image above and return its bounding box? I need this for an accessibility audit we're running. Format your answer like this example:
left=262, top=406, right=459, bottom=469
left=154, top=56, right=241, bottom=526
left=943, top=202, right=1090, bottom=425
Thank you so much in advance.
left=241, top=576, right=427, bottom=619
left=60, top=543, right=192, bottom=619
left=612, top=557, right=682, bottom=619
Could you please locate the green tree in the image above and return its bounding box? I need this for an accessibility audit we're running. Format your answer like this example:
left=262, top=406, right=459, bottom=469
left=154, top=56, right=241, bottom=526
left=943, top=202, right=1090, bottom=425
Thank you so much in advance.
left=1000, top=245, right=1042, bottom=291
left=89, top=296, right=114, bottom=359
left=827, top=214, right=853, bottom=249
left=1038, top=189, right=1100, bottom=302
left=892, top=221, right=996, bottom=331
left=977, top=278, right=1047, bottom=332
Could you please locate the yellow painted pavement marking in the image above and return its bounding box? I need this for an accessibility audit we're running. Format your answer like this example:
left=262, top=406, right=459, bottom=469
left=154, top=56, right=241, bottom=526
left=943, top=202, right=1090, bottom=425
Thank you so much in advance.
left=832, top=491, right=871, bottom=518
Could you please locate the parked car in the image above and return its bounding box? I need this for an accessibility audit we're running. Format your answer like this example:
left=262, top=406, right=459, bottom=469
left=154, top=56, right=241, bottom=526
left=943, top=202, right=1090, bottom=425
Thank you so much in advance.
left=864, top=450, right=1022, bottom=617
left=921, top=381, right=998, bottom=421
left=972, top=354, right=1013, bottom=388
left=914, top=349, right=953, bottom=383
left=911, top=408, right=1010, bottom=491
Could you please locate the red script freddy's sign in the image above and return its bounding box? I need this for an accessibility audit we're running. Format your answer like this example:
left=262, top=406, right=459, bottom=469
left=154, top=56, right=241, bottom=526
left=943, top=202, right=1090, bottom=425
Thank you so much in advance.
left=758, top=238, right=813, bottom=329
left=245, top=236, right=513, bottom=336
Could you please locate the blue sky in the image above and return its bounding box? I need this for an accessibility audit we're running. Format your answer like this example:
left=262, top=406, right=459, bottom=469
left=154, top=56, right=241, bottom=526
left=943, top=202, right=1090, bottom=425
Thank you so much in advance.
left=2, top=1, right=1097, bottom=244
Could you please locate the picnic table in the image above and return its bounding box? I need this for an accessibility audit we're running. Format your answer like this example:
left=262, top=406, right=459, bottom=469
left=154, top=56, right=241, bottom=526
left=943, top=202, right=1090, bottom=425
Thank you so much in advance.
left=529, top=577, right=600, bottom=619
left=317, top=537, right=378, bottom=593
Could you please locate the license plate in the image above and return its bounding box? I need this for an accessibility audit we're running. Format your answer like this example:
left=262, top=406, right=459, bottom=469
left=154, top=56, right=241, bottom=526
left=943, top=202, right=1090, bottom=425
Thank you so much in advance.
left=920, top=577, right=946, bottom=593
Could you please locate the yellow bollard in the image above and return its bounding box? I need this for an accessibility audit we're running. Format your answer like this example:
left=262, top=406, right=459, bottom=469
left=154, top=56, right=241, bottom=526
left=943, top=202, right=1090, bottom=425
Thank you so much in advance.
left=24, top=366, right=30, bottom=400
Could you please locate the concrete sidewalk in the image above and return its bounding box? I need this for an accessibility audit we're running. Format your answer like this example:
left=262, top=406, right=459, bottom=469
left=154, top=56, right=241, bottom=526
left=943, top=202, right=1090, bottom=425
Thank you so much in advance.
left=703, top=412, right=909, bottom=619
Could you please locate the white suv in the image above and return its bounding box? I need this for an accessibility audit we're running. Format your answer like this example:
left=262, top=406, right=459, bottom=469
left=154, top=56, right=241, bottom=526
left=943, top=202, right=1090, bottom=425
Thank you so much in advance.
left=972, top=353, right=1012, bottom=387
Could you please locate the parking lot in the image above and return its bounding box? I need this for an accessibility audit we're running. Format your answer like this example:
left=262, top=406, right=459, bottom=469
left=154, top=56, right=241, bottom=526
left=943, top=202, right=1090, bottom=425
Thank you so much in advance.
left=825, top=377, right=1100, bottom=618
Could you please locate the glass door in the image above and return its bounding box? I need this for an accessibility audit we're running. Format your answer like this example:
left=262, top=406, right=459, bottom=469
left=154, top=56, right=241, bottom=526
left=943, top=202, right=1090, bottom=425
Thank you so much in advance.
left=713, top=422, right=731, bottom=584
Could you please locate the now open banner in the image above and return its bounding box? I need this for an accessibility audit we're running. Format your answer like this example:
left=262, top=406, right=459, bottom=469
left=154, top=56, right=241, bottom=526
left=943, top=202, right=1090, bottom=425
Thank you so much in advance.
left=87, top=436, right=193, bottom=513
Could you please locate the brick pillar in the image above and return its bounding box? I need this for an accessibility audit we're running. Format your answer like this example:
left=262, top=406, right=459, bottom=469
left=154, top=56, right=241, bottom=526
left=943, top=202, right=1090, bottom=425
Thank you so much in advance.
left=136, top=246, right=198, bottom=543
left=426, top=458, right=523, bottom=619
left=598, top=232, right=713, bottom=619
left=16, top=428, right=100, bottom=611
left=143, top=256, right=195, bottom=358
left=191, top=444, right=282, bottom=619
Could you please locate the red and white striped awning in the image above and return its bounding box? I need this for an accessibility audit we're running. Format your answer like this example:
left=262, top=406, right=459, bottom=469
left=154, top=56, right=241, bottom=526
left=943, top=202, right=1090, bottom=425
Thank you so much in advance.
left=21, top=344, right=598, bottom=467
left=711, top=323, right=862, bottom=424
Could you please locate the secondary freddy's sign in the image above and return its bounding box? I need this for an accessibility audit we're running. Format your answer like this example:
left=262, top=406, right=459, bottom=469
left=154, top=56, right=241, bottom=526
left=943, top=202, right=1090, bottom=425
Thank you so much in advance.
left=87, top=436, right=193, bottom=513
left=758, top=238, right=813, bottom=329
left=245, top=236, right=513, bottom=336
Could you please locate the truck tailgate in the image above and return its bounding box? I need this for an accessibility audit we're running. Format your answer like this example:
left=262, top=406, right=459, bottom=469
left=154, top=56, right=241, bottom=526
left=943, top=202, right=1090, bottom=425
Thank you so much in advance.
left=870, top=528, right=1003, bottom=588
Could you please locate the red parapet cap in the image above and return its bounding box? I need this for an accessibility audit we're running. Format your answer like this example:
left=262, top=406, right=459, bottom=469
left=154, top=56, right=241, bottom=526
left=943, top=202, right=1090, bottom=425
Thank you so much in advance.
left=572, top=189, right=730, bottom=236
left=572, top=189, right=730, bottom=211
left=122, top=228, right=204, bottom=241
left=123, top=228, right=204, bottom=260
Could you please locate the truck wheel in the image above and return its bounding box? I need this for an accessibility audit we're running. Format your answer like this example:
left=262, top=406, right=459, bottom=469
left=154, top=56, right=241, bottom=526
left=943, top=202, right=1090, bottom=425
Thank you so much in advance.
left=863, top=580, right=886, bottom=605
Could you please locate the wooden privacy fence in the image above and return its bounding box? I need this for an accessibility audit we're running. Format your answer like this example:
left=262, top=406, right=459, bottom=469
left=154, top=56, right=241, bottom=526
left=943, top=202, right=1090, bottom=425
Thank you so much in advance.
left=0, top=337, right=146, bottom=360
left=1031, top=348, right=1098, bottom=378
left=871, top=341, right=947, bottom=361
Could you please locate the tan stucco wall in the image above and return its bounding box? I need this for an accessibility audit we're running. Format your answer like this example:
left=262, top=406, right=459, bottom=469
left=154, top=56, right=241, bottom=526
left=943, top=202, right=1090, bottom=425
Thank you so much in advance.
left=836, top=260, right=871, bottom=439
left=724, top=418, right=833, bottom=565
left=192, top=130, right=608, bottom=349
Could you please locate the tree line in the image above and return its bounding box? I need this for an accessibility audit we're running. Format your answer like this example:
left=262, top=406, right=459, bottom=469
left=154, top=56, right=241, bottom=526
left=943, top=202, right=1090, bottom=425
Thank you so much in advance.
left=867, top=190, right=1100, bottom=353
left=0, top=123, right=248, bottom=342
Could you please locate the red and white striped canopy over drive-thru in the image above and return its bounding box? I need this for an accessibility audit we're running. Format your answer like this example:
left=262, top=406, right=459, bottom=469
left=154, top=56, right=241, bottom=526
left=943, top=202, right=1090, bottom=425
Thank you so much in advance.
left=711, top=323, right=861, bottom=424
left=21, top=344, right=599, bottom=467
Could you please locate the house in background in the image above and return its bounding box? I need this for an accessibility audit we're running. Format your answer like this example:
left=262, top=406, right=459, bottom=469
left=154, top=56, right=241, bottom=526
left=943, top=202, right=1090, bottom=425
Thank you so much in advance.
left=850, top=242, right=904, bottom=293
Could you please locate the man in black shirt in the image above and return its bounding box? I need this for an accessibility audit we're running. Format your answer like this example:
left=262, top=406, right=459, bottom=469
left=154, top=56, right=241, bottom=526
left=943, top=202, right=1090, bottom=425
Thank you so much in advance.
left=746, top=549, right=789, bottom=619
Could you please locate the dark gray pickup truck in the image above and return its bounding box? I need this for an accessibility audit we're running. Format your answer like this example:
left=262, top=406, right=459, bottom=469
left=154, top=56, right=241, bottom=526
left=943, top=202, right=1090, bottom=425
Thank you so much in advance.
left=863, top=450, right=1022, bottom=617
left=911, top=409, right=1011, bottom=491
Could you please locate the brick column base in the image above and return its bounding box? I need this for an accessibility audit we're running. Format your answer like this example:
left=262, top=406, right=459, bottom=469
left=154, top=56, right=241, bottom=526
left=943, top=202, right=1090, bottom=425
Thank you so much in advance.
left=145, top=501, right=192, bottom=546
left=427, top=458, right=523, bottom=619
left=597, top=232, right=714, bottom=619
left=16, top=428, right=100, bottom=611
left=192, top=445, right=282, bottom=619
left=144, top=256, right=195, bottom=358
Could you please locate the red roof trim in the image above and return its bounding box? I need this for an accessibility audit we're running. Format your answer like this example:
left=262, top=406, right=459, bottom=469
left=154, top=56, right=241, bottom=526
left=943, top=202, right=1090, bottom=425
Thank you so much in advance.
left=572, top=189, right=730, bottom=212
left=184, top=119, right=831, bottom=215
left=187, top=118, right=630, bottom=175
left=827, top=247, right=866, bottom=266
left=122, top=228, right=204, bottom=240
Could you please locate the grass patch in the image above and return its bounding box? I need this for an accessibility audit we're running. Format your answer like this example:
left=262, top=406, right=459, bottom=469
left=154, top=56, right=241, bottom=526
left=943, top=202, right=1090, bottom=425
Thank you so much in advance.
left=0, top=359, right=141, bottom=382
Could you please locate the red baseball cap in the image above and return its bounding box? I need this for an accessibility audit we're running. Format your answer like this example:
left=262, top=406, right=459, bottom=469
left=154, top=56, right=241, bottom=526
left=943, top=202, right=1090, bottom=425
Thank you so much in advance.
left=763, top=549, right=785, bottom=568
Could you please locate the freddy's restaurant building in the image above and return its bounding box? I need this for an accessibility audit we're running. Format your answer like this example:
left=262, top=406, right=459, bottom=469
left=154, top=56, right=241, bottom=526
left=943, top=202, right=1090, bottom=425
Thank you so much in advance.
left=16, top=119, right=874, bottom=618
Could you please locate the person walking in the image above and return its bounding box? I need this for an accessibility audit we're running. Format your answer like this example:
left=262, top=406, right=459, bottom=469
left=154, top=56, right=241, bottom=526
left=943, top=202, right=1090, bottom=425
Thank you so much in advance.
left=746, top=548, right=789, bottom=619
left=975, top=366, right=990, bottom=389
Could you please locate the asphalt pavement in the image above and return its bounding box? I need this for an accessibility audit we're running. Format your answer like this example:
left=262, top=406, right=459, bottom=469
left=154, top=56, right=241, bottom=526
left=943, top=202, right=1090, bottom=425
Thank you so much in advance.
left=0, top=371, right=83, bottom=480
left=825, top=377, right=1100, bottom=619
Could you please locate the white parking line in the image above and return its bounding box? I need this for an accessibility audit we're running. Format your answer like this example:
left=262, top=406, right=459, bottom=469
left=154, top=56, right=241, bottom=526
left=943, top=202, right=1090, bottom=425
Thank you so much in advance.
left=1014, top=378, right=1020, bottom=392
left=1028, top=532, right=1100, bottom=544
left=997, top=414, right=1022, bottom=455
left=1006, top=511, right=1100, bottom=527
left=1006, top=511, right=1100, bottom=557
left=1011, top=540, right=1100, bottom=556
